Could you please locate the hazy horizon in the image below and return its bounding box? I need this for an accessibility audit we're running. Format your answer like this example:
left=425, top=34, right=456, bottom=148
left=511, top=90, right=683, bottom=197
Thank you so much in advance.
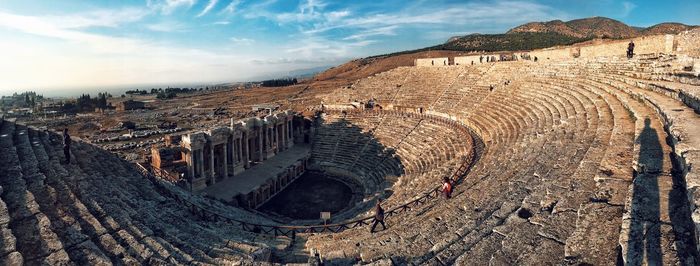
left=1, top=0, right=699, bottom=96
left=0, top=64, right=333, bottom=98
left=5, top=82, right=221, bottom=98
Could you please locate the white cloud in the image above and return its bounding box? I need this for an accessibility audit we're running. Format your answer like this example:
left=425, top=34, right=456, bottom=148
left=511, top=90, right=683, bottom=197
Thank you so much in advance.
left=247, top=0, right=569, bottom=69
left=303, top=1, right=567, bottom=36
left=197, top=0, right=219, bottom=17
left=240, top=0, right=567, bottom=49
left=42, top=7, right=149, bottom=29
left=283, top=36, right=375, bottom=59
left=343, top=25, right=398, bottom=40
left=0, top=10, right=271, bottom=91
left=147, top=0, right=197, bottom=14
left=622, top=1, right=637, bottom=17
left=299, top=0, right=327, bottom=16
left=0, top=0, right=576, bottom=92
left=146, top=21, right=188, bottom=32
left=241, top=0, right=277, bottom=19
left=230, top=37, right=255, bottom=45
left=325, top=10, right=350, bottom=21
left=0, top=11, right=189, bottom=55
left=221, top=0, right=243, bottom=14
left=245, top=0, right=331, bottom=23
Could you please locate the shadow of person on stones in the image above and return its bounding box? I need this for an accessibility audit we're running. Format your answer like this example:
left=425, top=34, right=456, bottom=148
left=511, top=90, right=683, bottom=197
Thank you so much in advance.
left=667, top=132, right=699, bottom=265
left=626, top=118, right=662, bottom=265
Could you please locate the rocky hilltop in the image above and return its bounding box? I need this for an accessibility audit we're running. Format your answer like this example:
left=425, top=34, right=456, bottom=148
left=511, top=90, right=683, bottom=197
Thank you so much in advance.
left=437, top=17, right=697, bottom=54
left=506, top=17, right=697, bottom=39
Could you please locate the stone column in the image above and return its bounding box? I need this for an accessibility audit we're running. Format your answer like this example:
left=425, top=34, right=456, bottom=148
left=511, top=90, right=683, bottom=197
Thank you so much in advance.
left=257, top=130, right=264, bottom=161
left=274, top=124, right=279, bottom=153
left=269, top=126, right=274, bottom=149
left=238, top=137, right=246, bottom=164
left=188, top=150, right=195, bottom=180
left=197, top=149, right=204, bottom=180
left=283, top=120, right=288, bottom=150
left=223, top=143, right=229, bottom=178
left=235, top=139, right=239, bottom=161
left=278, top=124, right=283, bottom=151
left=232, top=137, right=238, bottom=164
left=243, top=136, right=250, bottom=168
left=280, top=121, right=286, bottom=151
left=287, top=120, right=292, bottom=139
left=228, top=136, right=234, bottom=165
left=209, top=145, right=215, bottom=184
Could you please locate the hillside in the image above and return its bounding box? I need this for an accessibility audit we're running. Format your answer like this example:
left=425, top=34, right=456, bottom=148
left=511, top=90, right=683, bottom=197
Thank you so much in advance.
left=439, top=17, right=698, bottom=54
left=312, top=17, right=697, bottom=84
left=436, top=17, right=699, bottom=52
left=643, top=22, right=698, bottom=35
left=441, top=32, right=588, bottom=52
left=312, top=50, right=469, bottom=82
left=507, top=17, right=697, bottom=39
left=507, top=19, right=583, bottom=37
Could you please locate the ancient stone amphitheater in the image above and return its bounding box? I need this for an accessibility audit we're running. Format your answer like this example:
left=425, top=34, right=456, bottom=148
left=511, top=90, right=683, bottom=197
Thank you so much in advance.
left=2, top=30, right=700, bottom=265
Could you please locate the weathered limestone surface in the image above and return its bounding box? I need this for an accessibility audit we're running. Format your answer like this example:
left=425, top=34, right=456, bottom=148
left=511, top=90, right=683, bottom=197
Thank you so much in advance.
left=308, top=50, right=700, bottom=264
left=2, top=28, right=700, bottom=265
left=0, top=120, right=280, bottom=265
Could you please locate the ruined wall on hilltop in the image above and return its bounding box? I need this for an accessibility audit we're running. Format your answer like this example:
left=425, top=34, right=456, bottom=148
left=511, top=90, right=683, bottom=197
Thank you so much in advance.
left=454, top=55, right=482, bottom=65
left=525, top=34, right=676, bottom=61
left=416, top=30, right=697, bottom=65
left=580, top=34, right=673, bottom=58
left=676, top=29, right=700, bottom=57
left=415, top=57, right=449, bottom=66
left=528, top=47, right=573, bottom=61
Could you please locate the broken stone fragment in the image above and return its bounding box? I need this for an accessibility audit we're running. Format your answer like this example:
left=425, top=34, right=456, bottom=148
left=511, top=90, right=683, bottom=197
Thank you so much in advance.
left=540, top=199, right=558, bottom=212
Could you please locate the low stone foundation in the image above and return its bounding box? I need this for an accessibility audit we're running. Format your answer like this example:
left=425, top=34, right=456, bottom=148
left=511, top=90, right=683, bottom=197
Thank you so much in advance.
left=236, top=156, right=309, bottom=209
left=258, top=171, right=360, bottom=221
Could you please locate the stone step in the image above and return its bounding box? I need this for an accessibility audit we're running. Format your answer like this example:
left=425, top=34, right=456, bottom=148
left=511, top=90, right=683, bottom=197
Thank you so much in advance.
left=18, top=127, right=113, bottom=264
left=0, top=122, right=69, bottom=264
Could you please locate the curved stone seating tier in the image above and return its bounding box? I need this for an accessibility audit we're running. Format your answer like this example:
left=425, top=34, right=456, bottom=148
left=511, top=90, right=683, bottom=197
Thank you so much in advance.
left=310, top=110, right=474, bottom=209
left=323, top=66, right=414, bottom=104
left=311, top=55, right=700, bottom=264
left=583, top=73, right=700, bottom=263
left=308, top=66, right=620, bottom=264
left=429, top=67, right=492, bottom=114
left=392, top=67, right=465, bottom=108
left=2, top=52, right=700, bottom=264
left=0, top=121, right=284, bottom=265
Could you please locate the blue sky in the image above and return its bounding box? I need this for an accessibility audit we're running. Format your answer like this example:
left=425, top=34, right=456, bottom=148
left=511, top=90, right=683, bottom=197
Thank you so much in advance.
left=0, top=0, right=698, bottom=93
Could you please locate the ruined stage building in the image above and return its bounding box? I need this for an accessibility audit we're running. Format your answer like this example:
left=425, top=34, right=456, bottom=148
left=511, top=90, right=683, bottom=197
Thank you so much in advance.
left=151, top=110, right=310, bottom=208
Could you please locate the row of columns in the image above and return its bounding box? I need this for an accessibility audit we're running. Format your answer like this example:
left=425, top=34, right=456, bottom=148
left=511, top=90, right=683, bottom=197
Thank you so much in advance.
left=184, top=114, right=299, bottom=191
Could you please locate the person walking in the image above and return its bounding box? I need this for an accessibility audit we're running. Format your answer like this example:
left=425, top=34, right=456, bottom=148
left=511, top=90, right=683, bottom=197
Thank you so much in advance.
left=63, top=128, right=71, bottom=164
left=627, top=41, right=635, bottom=59
left=370, top=199, right=386, bottom=233
left=442, top=176, right=453, bottom=199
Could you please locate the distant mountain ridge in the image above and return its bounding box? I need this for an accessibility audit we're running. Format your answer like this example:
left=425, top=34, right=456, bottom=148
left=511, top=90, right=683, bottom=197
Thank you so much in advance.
left=440, top=17, right=697, bottom=52
left=506, top=17, right=698, bottom=39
